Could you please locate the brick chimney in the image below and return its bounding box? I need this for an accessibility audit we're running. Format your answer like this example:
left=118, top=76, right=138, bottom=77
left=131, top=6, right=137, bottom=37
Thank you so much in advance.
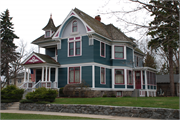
left=95, top=15, right=101, bottom=22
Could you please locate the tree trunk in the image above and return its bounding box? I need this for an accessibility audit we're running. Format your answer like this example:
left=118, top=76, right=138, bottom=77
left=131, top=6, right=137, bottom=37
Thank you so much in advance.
left=169, top=47, right=175, bottom=96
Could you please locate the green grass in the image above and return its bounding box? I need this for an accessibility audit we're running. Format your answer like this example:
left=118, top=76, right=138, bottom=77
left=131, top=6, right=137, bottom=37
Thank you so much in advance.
left=53, top=97, right=179, bottom=109
left=1, top=113, right=97, bottom=119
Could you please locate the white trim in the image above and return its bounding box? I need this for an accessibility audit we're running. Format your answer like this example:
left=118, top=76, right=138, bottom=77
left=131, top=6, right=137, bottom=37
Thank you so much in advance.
left=24, top=68, right=26, bottom=82
left=55, top=67, right=58, bottom=82
left=27, top=68, right=30, bottom=82
left=57, top=41, right=61, bottom=49
left=45, top=67, right=48, bottom=82
left=100, top=67, right=106, bottom=85
left=133, top=71, right=135, bottom=89
left=42, top=67, right=44, bottom=82
left=112, top=68, right=114, bottom=89
left=92, top=65, right=95, bottom=88
left=124, top=46, right=126, bottom=59
left=141, top=70, right=143, bottom=89
left=112, top=45, right=114, bottom=59
left=49, top=67, right=51, bottom=81
left=124, top=69, right=127, bottom=89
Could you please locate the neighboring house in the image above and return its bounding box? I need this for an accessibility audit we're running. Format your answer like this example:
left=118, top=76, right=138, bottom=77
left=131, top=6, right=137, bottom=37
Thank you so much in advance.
left=9, top=72, right=32, bottom=87
left=22, top=8, right=157, bottom=97
left=156, top=74, right=179, bottom=96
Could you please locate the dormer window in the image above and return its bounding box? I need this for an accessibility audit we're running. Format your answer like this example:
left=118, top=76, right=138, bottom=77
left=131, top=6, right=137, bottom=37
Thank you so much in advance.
left=72, top=20, right=77, bottom=32
left=45, top=31, right=50, bottom=38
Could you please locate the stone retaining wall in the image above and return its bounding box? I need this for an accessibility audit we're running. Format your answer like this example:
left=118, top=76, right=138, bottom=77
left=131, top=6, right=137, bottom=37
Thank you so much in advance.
left=1, top=103, right=13, bottom=110
left=19, top=103, right=179, bottom=119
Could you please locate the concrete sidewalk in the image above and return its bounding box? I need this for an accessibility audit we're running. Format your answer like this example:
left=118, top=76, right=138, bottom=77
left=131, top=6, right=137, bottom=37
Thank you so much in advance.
left=1, top=110, right=159, bottom=120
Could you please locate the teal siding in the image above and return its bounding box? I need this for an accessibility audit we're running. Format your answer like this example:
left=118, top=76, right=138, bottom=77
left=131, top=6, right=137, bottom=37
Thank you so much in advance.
left=115, top=85, right=125, bottom=88
left=127, top=85, right=133, bottom=89
left=82, top=66, right=92, bottom=87
left=58, top=36, right=94, bottom=64
left=58, top=68, right=67, bottom=88
left=95, top=66, right=111, bottom=88
left=46, top=48, right=55, bottom=57
left=94, top=40, right=111, bottom=66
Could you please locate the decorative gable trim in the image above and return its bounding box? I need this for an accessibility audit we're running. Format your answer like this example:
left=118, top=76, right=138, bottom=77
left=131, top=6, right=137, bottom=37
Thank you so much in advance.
left=22, top=53, right=45, bottom=65
left=52, top=9, right=94, bottom=39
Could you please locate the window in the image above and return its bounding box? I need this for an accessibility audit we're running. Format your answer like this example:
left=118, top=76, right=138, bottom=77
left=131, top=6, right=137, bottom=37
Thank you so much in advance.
left=115, top=46, right=124, bottom=59
left=100, top=42, right=105, bottom=57
left=115, top=69, right=124, bottom=84
left=116, top=91, right=122, bottom=97
left=68, top=37, right=81, bottom=57
left=45, top=31, right=50, bottom=37
left=18, top=79, right=21, bottom=83
left=136, top=56, right=139, bottom=66
left=127, top=70, right=133, bottom=85
left=69, top=67, right=80, bottom=84
left=101, top=67, right=105, bottom=84
left=72, top=20, right=77, bottom=32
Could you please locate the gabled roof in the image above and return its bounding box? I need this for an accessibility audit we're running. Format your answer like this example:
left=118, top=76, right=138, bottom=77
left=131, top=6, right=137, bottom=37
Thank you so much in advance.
left=22, top=52, right=60, bottom=65
left=42, top=15, right=56, bottom=31
left=157, top=74, right=179, bottom=83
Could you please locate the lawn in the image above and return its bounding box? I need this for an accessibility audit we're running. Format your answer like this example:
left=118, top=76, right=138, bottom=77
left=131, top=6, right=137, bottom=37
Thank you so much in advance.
left=1, top=113, right=98, bottom=119
left=53, top=97, right=179, bottom=109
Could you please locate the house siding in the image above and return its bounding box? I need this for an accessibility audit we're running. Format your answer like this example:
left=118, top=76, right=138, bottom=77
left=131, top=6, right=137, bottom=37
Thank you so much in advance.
left=82, top=66, right=92, bottom=87
left=58, top=68, right=67, bottom=88
left=46, top=48, right=55, bottom=57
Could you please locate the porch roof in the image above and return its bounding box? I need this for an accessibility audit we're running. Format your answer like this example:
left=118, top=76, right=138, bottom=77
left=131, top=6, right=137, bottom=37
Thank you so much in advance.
left=133, top=67, right=158, bottom=72
left=22, top=52, right=60, bottom=66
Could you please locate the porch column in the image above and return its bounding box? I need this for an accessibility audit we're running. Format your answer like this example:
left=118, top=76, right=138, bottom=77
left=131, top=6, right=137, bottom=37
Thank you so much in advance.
left=92, top=65, right=95, bottom=88
left=27, top=68, right=30, bottom=88
left=145, top=70, right=149, bottom=97
left=38, top=46, right=40, bottom=53
left=45, top=66, right=48, bottom=82
left=24, top=68, right=26, bottom=82
left=125, top=69, right=127, bottom=89
left=49, top=67, right=51, bottom=81
left=112, top=68, right=114, bottom=89
left=42, top=67, right=44, bottom=81
left=133, top=71, right=135, bottom=89
left=55, top=67, right=58, bottom=82
left=141, top=71, right=143, bottom=89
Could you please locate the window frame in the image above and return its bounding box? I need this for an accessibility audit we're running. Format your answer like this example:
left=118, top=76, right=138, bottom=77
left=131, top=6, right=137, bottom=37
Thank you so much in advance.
left=69, top=67, right=81, bottom=84
left=116, top=91, right=123, bottom=97
left=68, top=36, right=81, bottom=57
left=72, top=20, right=78, bottom=33
left=100, top=67, right=106, bottom=84
left=100, top=42, right=106, bottom=58
left=45, top=30, right=51, bottom=38
left=114, top=69, right=124, bottom=85
left=127, top=70, right=133, bottom=85
left=114, top=46, right=124, bottom=59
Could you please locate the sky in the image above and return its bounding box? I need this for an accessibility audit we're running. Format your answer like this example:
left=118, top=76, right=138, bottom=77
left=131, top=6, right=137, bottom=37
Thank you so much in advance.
left=1, top=0, right=151, bottom=54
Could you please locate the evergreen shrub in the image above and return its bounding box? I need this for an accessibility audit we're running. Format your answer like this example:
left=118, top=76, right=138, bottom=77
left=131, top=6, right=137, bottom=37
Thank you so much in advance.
left=1, top=85, right=24, bottom=102
left=26, top=87, right=58, bottom=102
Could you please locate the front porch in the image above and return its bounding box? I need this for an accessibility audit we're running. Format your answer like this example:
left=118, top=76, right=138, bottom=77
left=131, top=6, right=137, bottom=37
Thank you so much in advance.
left=20, top=52, right=60, bottom=90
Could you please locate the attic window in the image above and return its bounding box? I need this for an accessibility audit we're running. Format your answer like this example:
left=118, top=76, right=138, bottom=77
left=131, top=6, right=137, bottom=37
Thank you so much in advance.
left=46, top=31, right=50, bottom=38
left=72, top=20, right=77, bottom=32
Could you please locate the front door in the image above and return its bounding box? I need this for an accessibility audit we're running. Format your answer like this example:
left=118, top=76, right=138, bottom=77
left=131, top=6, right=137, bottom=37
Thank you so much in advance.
left=135, top=71, right=141, bottom=89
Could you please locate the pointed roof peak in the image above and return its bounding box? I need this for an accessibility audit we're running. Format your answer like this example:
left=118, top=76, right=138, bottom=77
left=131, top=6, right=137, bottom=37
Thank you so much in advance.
left=42, top=14, right=56, bottom=31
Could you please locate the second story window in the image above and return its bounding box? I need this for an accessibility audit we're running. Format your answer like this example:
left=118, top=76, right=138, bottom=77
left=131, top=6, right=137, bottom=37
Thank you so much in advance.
left=45, top=31, right=50, bottom=38
left=115, top=46, right=124, bottom=59
left=100, top=42, right=105, bottom=57
left=72, top=20, right=77, bottom=32
left=68, top=36, right=81, bottom=57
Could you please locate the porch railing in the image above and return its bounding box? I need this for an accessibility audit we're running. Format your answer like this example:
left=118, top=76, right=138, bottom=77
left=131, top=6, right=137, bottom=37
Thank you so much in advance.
left=32, top=80, right=58, bottom=89
left=19, top=82, right=35, bottom=89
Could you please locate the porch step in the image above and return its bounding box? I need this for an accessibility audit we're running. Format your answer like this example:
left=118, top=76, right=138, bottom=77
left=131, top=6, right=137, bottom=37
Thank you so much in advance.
left=7, top=102, right=19, bottom=110
left=23, top=89, right=32, bottom=99
left=131, top=89, right=140, bottom=97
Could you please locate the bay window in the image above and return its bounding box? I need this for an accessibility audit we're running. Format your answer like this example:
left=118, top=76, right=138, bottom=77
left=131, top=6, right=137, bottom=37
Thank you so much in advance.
left=115, top=69, right=124, bottom=84
left=69, top=67, right=80, bottom=84
left=101, top=67, right=105, bottom=84
left=115, top=46, right=124, bottom=59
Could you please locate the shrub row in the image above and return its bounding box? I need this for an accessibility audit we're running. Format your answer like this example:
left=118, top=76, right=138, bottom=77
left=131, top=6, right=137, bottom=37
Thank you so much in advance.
left=1, top=85, right=24, bottom=102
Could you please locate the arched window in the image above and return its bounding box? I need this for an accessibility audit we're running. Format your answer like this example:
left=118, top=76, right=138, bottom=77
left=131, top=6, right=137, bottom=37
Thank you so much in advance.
left=72, top=20, right=77, bottom=32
